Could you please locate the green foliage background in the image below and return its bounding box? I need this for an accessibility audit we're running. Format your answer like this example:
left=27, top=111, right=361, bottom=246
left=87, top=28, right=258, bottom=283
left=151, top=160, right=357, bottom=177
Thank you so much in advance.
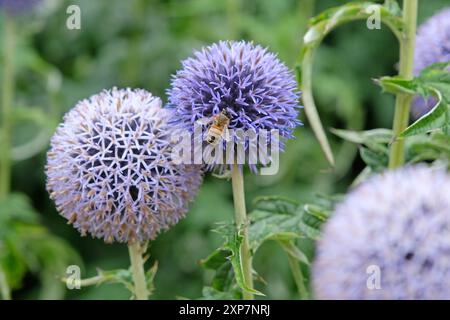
left=1, top=0, right=448, bottom=299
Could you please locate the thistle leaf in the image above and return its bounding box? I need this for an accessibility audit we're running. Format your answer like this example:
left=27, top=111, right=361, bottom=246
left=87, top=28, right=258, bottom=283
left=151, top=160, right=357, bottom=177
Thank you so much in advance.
left=201, top=223, right=264, bottom=296
left=375, top=63, right=450, bottom=137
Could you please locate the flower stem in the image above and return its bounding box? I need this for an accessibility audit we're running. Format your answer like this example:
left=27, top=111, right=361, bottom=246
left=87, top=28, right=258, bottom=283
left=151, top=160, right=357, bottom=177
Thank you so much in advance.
left=286, top=253, right=308, bottom=300
left=231, top=164, right=254, bottom=300
left=0, top=14, right=15, bottom=198
left=298, top=0, right=316, bottom=51
left=128, top=241, right=149, bottom=300
left=388, top=0, right=418, bottom=169
left=0, top=267, right=11, bottom=300
left=300, top=49, right=335, bottom=167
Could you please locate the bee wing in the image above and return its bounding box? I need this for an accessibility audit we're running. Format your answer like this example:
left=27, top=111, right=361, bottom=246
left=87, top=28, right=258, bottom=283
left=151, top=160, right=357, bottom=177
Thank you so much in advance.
left=222, top=128, right=231, bottom=141
left=196, top=117, right=212, bottom=126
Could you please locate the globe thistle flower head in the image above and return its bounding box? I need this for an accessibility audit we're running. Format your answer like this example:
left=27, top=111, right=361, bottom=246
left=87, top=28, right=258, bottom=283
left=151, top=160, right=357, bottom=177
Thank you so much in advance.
left=412, top=8, right=450, bottom=119
left=313, top=166, right=450, bottom=300
left=0, top=0, right=41, bottom=15
left=414, top=8, right=450, bottom=75
left=167, top=40, right=301, bottom=172
left=46, top=88, right=203, bottom=244
left=411, top=95, right=437, bottom=120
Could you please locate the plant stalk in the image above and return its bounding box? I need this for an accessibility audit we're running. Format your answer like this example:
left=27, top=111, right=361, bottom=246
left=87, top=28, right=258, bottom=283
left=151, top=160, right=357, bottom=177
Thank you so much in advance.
left=128, top=241, right=149, bottom=300
left=388, top=0, right=418, bottom=169
left=231, top=164, right=254, bottom=300
left=298, top=0, right=316, bottom=52
left=0, top=267, right=11, bottom=300
left=286, top=253, right=308, bottom=300
left=0, top=14, right=15, bottom=198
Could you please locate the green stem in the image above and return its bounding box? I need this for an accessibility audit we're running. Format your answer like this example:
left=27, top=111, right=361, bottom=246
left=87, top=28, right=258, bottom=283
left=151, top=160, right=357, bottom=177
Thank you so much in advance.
left=128, top=242, right=149, bottom=300
left=286, top=253, right=308, bottom=300
left=0, top=267, right=11, bottom=300
left=0, top=14, right=15, bottom=198
left=298, top=3, right=403, bottom=167
left=298, top=0, right=316, bottom=52
left=231, top=164, right=254, bottom=300
left=388, top=0, right=418, bottom=169
left=296, top=0, right=331, bottom=169
left=300, top=49, right=335, bottom=167
left=61, top=274, right=108, bottom=288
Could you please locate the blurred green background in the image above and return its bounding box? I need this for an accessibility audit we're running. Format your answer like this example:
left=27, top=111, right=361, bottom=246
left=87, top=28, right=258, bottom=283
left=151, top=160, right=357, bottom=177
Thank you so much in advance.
left=1, top=0, right=448, bottom=299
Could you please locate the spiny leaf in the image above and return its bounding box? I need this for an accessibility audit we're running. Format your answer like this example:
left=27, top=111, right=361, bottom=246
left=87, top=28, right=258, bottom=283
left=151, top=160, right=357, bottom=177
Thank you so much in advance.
left=331, top=128, right=392, bottom=145
left=0, top=193, right=40, bottom=226
left=221, top=227, right=263, bottom=296
left=252, top=195, right=299, bottom=216
left=302, top=204, right=330, bottom=231
left=376, top=76, right=418, bottom=95
left=359, top=147, right=389, bottom=172
left=278, top=240, right=310, bottom=266
left=331, top=128, right=392, bottom=153
left=200, top=248, right=229, bottom=270
left=204, top=223, right=264, bottom=296
left=210, top=261, right=235, bottom=293
left=376, top=63, right=450, bottom=137
left=200, top=286, right=239, bottom=300
left=101, top=268, right=134, bottom=292
left=145, top=262, right=158, bottom=296
left=405, top=132, right=450, bottom=164
left=250, top=196, right=323, bottom=245
left=401, top=91, right=449, bottom=137
left=0, top=193, right=80, bottom=298
left=200, top=195, right=338, bottom=299
left=199, top=256, right=241, bottom=299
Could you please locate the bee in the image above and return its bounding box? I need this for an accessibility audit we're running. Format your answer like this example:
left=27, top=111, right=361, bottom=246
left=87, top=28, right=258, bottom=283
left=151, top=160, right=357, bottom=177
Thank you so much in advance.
left=197, top=109, right=231, bottom=146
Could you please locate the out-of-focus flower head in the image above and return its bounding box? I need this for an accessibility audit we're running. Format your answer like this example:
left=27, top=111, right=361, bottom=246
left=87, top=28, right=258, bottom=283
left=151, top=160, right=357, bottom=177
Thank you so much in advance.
left=412, top=8, right=450, bottom=119
left=46, top=88, right=203, bottom=244
left=167, top=40, right=301, bottom=172
left=313, top=166, right=450, bottom=299
left=0, top=0, right=41, bottom=15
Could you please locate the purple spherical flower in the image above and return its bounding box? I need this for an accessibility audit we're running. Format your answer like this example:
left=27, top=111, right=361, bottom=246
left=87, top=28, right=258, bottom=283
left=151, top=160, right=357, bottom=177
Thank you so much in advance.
left=414, top=8, right=450, bottom=74
left=46, top=88, right=203, bottom=244
left=167, top=41, right=301, bottom=172
left=0, top=0, right=41, bottom=14
left=412, top=8, right=450, bottom=119
left=313, top=166, right=450, bottom=300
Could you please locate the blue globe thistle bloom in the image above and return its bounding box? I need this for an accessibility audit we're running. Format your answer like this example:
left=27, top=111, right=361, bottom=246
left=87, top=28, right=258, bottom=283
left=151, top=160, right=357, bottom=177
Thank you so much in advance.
left=412, top=8, right=450, bottom=119
left=313, top=166, right=450, bottom=300
left=167, top=41, right=301, bottom=172
left=0, top=0, right=41, bottom=14
left=46, top=88, right=203, bottom=244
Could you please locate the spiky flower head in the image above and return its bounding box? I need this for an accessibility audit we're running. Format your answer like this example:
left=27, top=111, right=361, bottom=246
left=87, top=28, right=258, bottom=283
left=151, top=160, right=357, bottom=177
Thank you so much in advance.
left=167, top=40, right=301, bottom=171
left=412, top=8, right=450, bottom=119
left=46, top=88, right=203, bottom=244
left=0, top=0, right=41, bottom=14
left=313, top=166, right=450, bottom=300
